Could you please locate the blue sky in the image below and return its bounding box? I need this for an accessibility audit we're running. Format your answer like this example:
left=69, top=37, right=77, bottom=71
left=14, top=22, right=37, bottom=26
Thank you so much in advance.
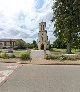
left=0, top=0, right=56, bottom=43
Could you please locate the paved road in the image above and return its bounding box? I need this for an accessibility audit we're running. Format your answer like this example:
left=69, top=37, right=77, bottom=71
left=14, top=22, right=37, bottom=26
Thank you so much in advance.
left=0, top=65, right=80, bottom=92
left=0, top=63, right=19, bottom=85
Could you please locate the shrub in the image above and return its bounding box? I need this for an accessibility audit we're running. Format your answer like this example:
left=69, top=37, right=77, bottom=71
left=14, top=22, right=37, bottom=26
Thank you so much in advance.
left=46, top=55, right=59, bottom=60
left=46, top=55, right=69, bottom=60
left=45, top=55, right=52, bottom=60
left=2, top=52, right=9, bottom=59
left=20, top=52, right=30, bottom=60
left=60, top=55, right=80, bottom=60
left=59, top=55, right=68, bottom=60
left=45, top=54, right=80, bottom=60
left=9, top=54, right=16, bottom=58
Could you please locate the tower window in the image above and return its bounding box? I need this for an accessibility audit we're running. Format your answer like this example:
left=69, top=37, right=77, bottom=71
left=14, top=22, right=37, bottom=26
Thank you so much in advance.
left=41, top=25, right=42, bottom=31
left=43, top=25, right=44, bottom=30
left=42, top=33, right=43, bottom=35
left=42, top=37, right=43, bottom=41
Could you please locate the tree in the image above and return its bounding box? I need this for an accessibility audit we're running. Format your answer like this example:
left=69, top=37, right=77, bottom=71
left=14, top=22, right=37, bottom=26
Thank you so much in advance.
left=26, top=40, right=38, bottom=49
left=72, top=34, right=80, bottom=49
left=52, top=0, right=80, bottom=53
left=53, top=36, right=67, bottom=49
left=16, top=40, right=27, bottom=49
left=26, top=43, right=33, bottom=49
left=33, top=40, right=37, bottom=48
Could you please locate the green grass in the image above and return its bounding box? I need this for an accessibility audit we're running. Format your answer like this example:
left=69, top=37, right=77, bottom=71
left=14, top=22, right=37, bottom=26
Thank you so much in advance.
left=50, top=48, right=80, bottom=55
left=14, top=51, right=24, bottom=55
left=72, top=49, right=80, bottom=54
left=51, top=48, right=66, bottom=55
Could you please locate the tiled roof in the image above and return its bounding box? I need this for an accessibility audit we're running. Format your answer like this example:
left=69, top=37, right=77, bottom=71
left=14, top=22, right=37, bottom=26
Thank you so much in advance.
left=0, top=39, right=22, bottom=42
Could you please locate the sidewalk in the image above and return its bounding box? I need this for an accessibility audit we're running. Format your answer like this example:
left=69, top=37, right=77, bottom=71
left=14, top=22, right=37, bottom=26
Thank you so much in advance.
left=0, top=58, right=80, bottom=65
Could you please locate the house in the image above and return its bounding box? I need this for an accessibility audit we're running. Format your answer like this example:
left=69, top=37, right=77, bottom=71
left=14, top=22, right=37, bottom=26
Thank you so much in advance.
left=0, top=39, right=23, bottom=49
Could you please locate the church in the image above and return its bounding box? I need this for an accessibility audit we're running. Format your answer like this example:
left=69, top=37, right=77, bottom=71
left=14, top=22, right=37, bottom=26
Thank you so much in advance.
left=38, top=22, right=50, bottom=50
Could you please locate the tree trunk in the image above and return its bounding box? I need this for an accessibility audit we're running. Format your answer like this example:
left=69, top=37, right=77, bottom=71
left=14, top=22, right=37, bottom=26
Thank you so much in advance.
left=67, top=42, right=72, bottom=54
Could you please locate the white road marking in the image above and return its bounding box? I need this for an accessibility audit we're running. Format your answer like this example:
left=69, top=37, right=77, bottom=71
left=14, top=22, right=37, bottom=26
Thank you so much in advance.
left=0, top=70, right=14, bottom=76
left=6, top=66, right=18, bottom=69
left=0, top=77, right=6, bottom=83
left=0, top=64, right=19, bottom=84
left=0, top=70, right=14, bottom=83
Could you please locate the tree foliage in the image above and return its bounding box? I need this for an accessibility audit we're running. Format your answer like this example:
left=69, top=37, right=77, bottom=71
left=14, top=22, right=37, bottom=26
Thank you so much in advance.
left=26, top=40, right=38, bottom=49
left=32, top=40, right=37, bottom=48
left=53, top=36, right=67, bottom=49
left=52, top=0, right=80, bottom=53
left=72, top=34, right=80, bottom=49
left=15, top=40, right=38, bottom=50
left=16, top=40, right=27, bottom=49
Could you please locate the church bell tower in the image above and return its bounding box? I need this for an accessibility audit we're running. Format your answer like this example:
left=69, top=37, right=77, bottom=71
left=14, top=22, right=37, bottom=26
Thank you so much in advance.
left=38, top=21, right=50, bottom=50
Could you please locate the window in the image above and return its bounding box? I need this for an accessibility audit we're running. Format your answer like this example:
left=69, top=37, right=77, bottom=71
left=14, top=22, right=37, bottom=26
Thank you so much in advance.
left=41, top=28, right=42, bottom=31
left=43, top=25, right=44, bottom=30
left=41, top=25, right=42, bottom=31
left=4, top=42, right=6, bottom=46
left=42, top=37, right=43, bottom=41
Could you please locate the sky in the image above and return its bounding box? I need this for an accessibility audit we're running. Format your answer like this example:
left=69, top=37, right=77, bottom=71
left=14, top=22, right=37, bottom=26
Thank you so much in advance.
left=0, top=0, right=56, bottom=43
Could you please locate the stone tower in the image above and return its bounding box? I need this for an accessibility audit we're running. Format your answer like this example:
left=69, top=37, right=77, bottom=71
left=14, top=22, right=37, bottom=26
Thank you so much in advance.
left=38, top=22, right=50, bottom=50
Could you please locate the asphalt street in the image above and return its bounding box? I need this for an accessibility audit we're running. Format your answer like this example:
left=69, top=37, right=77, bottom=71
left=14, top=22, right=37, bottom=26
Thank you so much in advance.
left=0, top=65, right=80, bottom=92
left=0, top=63, right=19, bottom=87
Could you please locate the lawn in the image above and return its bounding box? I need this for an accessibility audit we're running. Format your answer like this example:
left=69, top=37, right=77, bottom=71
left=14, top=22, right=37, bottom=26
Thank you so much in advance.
left=50, top=48, right=80, bottom=55
left=50, top=48, right=66, bottom=55
left=72, top=49, right=80, bottom=54
left=14, top=51, right=23, bottom=55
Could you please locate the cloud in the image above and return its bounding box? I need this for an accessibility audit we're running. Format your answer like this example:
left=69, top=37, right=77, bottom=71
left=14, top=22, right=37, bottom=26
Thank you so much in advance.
left=0, top=0, right=55, bottom=43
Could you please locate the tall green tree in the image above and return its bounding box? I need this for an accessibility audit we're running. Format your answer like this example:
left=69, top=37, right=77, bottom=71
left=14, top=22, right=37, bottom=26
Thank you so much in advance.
left=16, top=40, right=27, bottom=49
left=52, top=0, right=80, bottom=53
left=72, top=34, right=80, bottom=49
left=53, top=36, right=67, bottom=49
left=32, top=40, right=38, bottom=49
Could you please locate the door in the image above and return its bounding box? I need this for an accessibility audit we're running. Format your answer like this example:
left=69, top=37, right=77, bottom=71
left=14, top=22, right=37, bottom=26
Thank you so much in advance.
left=41, top=44, right=44, bottom=50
